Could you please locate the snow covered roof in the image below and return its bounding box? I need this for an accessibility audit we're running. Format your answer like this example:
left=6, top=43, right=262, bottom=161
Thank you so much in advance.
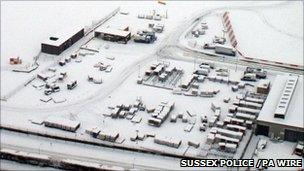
left=274, top=76, right=298, bottom=118
left=95, top=27, right=131, bottom=37
left=41, top=27, right=84, bottom=47
left=215, top=44, right=235, bottom=50
left=257, top=74, right=304, bottom=129
left=44, top=116, right=80, bottom=128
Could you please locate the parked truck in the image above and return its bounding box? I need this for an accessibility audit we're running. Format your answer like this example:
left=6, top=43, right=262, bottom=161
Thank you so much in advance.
left=67, top=80, right=77, bottom=90
left=214, top=45, right=236, bottom=56
left=241, top=73, right=257, bottom=82
left=203, top=43, right=215, bottom=49
left=134, top=30, right=157, bottom=43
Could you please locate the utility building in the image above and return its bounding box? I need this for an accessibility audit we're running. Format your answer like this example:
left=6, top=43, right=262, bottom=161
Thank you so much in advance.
left=256, top=75, right=304, bottom=142
left=94, top=28, right=131, bottom=44
left=41, top=27, right=84, bottom=55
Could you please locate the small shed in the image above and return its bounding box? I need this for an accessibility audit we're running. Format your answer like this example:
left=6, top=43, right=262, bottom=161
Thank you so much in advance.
left=44, top=116, right=80, bottom=132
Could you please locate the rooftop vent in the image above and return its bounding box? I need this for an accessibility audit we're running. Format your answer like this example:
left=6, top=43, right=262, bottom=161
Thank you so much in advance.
left=274, top=76, right=298, bottom=119
left=50, top=37, right=59, bottom=41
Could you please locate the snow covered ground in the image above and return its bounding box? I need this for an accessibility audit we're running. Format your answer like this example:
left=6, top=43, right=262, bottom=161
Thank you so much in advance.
left=179, top=1, right=303, bottom=66
left=253, top=136, right=304, bottom=170
left=1, top=1, right=289, bottom=66
left=1, top=58, right=266, bottom=159
left=0, top=1, right=118, bottom=65
left=1, top=1, right=303, bottom=170
left=229, top=1, right=303, bottom=65
left=1, top=2, right=192, bottom=106
left=0, top=1, right=213, bottom=66
left=1, top=1, right=220, bottom=103
left=179, top=10, right=233, bottom=56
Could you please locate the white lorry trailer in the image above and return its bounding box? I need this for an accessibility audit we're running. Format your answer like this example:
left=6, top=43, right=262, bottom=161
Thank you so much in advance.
left=215, top=45, right=236, bottom=56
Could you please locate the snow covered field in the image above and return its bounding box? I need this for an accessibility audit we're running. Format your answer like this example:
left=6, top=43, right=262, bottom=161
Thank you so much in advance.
left=0, top=1, right=217, bottom=66
left=179, top=1, right=303, bottom=66
left=1, top=1, right=303, bottom=170
left=1, top=1, right=219, bottom=102
left=229, top=1, right=303, bottom=66
left=1, top=1, right=208, bottom=107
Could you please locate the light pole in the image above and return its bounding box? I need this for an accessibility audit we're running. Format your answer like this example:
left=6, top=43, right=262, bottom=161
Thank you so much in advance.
left=138, top=64, right=141, bottom=78
left=235, top=53, right=239, bottom=72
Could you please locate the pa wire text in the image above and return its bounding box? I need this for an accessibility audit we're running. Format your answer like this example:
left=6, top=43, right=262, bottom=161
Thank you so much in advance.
left=180, top=159, right=303, bottom=168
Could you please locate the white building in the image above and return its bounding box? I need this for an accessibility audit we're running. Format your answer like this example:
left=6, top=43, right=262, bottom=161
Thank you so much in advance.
left=44, top=116, right=80, bottom=132
left=256, top=74, right=304, bottom=142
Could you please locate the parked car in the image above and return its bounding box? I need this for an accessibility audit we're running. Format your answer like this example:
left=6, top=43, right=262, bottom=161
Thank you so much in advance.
left=52, top=85, right=60, bottom=92
left=44, top=84, right=60, bottom=95
left=245, top=67, right=267, bottom=79
left=199, top=62, right=215, bottom=69
left=152, top=23, right=164, bottom=33
left=294, top=141, right=304, bottom=157
left=44, top=88, right=53, bottom=95
left=67, top=80, right=77, bottom=90
left=59, top=60, right=66, bottom=66
left=203, top=43, right=215, bottom=50
left=241, top=73, right=257, bottom=82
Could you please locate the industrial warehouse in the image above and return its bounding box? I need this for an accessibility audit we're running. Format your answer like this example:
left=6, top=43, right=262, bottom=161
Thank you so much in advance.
left=41, top=27, right=84, bottom=55
left=256, top=75, right=304, bottom=142
left=1, top=1, right=303, bottom=170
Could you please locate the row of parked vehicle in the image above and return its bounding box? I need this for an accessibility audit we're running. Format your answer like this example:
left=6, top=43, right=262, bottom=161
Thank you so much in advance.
left=241, top=67, right=267, bottom=81
left=44, top=80, right=77, bottom=95
left=134, top=30, right=157, bottom=43
left=133, top=23, right=164, bottom=44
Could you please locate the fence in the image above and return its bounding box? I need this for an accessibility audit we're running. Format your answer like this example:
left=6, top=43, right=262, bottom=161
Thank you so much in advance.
left=84, top=7, right=120, bottom=36
left=222, top=12, right=238, bottom=48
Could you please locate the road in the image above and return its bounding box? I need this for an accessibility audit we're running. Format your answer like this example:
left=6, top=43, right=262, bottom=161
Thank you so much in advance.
left=2, top=1, right=301, bottom=114
left=1, top=2, right=303, bottom=170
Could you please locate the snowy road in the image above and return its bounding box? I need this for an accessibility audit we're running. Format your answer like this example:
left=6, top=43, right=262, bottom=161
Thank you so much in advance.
left=167, top=2, right=304, bottom=75
left=2, top=1, right=301, bottom=117
left=1, top=1, right=302, bottom=170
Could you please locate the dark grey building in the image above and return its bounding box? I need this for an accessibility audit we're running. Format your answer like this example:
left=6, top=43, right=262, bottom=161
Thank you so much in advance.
left=41, top=27, right=84, bottom=55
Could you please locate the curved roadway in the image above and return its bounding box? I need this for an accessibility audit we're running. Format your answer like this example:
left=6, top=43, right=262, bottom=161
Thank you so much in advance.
left=2, top=1, right=302, bottom=114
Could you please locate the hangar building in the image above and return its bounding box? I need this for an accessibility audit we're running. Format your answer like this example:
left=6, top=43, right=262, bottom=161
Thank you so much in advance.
left=256, top=74, right=304, bottom=142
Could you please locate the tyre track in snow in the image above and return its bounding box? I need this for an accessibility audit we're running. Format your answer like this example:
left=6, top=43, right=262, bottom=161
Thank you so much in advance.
left=237, top=8, right=303, bottom=40
left=1, top=1, right=292, bottom=114
left=1, top=54, right=157, bottom=113
left=246, top=1, right=303, bottom=40
left=0, top=12, right=188, bottom=114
